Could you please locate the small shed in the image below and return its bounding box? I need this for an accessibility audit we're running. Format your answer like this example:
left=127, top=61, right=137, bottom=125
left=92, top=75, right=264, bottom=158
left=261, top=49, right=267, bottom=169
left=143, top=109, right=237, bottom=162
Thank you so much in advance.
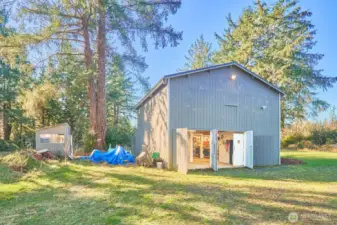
left=36, top=123, right=72, bottom=156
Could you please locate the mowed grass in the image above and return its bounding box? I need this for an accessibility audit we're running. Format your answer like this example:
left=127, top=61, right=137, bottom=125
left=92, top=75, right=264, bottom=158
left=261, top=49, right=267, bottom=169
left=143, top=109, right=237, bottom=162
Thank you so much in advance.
left=0, top=150, right=336, bottom=225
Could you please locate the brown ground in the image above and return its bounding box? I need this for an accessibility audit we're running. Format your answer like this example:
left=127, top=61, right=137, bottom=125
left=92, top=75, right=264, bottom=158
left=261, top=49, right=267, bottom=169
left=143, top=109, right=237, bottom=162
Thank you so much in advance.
left=281, top=157, right=306, bottom=165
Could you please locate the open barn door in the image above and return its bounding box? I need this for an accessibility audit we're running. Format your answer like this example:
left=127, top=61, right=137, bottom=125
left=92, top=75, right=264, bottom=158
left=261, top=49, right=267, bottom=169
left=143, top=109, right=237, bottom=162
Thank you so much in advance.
left=244, top=130, right=254, bottom=169
left=210, top=129, right=218, bottom=171
left=176, top=128, right=188, bottom=174
left=233, top=133, right=244, bottom=166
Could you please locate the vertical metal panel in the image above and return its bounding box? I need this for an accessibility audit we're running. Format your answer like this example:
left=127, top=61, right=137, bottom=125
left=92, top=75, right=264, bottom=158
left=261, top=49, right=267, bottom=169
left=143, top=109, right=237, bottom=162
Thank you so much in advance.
left=167, top=78, right=172, bottom=168
left=169, top=67, right=280, bottom=166
left=135, top=85, right=169, bottom=167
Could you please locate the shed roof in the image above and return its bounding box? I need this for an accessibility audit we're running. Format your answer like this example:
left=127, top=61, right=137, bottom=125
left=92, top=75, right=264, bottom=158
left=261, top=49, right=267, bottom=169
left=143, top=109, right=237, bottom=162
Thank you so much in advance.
left=36, top=123, right=69, bottom=131
left=136, top=62, right=285, bottom=109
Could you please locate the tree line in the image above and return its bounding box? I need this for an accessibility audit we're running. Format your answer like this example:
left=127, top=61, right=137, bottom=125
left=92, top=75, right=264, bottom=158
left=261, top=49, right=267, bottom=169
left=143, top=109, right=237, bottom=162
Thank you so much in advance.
left=181, top=0, right=336, bottom=127
left=0, top=0, right=182, bottom=150
left=1, top=0, right=336, bottom=151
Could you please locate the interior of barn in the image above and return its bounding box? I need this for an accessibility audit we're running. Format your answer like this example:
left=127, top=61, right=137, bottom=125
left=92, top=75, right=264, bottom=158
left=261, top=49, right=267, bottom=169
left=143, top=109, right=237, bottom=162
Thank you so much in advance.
left=187, top=130, right=238, bottom=170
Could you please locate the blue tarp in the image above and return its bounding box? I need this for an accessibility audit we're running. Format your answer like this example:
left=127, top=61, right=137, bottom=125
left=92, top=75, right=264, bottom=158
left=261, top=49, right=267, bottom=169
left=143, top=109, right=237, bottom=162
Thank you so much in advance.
left=79, top=146, right=135, bottom=165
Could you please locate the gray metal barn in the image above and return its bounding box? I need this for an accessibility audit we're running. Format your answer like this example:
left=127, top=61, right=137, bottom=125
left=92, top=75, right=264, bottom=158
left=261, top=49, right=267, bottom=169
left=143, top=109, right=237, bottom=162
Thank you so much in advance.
left=36, top=123, right=72, bottom=156
left=134, top=62, right=284, bottom=173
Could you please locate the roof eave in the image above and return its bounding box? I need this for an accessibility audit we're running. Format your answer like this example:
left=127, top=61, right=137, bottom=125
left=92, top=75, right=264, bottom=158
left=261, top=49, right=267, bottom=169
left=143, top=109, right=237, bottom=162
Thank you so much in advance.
left=135, top=78, right=167, bottom=109
left=135, top=62, right=285, bottom=109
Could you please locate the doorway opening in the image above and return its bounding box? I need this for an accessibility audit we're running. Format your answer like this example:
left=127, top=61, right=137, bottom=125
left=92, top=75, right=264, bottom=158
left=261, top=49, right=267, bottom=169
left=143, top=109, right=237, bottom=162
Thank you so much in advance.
left=176, top=128, right=253, bottom=173
left=188, top=130, right=238, bottom=170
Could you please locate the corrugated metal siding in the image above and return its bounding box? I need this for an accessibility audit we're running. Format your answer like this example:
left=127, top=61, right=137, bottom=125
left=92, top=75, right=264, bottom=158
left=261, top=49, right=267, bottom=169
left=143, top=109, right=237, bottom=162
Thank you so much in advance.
left=169, top=67, right=280, bottom=166
left=135, top=85, right=169, bottom=166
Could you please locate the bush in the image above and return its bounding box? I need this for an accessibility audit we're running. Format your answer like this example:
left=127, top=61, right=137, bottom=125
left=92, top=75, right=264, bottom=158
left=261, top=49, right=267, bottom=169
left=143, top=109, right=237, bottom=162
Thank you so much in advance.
left=281, top=134, right=305, bottom=148
left=326, top=130, right=337, bottom=143
left=326, top=138, right=336, bottom=145
left=302, top=140, right=315, bottom=149
left=83, top=131, right=96, bottom=153
left=311, top=129, right=337, bottom=145
left=297, top=141, right=304, bottom=149
left=106, top=118, right=135, bottom=149
left=1, top=151, right=39, bottom=172
left=0, top=140, right=20, bottom=152
left=106, top=127, right=133, bottom=149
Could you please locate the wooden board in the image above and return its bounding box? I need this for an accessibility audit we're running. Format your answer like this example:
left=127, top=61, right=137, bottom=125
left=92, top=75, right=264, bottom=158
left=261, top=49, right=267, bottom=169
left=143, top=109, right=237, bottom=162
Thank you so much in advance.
left=176, top=128, right=188, bottom=174
left=210, top=129, right=218, bottom=171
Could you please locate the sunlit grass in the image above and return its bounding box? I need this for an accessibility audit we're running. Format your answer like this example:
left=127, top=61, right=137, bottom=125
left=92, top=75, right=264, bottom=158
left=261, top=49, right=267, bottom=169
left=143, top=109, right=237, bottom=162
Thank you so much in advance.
left=0, top=150, right=336, bottom=224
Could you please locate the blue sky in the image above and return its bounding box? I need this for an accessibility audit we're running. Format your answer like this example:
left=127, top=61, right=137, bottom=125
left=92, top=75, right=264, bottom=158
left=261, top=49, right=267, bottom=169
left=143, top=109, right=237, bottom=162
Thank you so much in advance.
left=137, top=0, right=337, bottom=121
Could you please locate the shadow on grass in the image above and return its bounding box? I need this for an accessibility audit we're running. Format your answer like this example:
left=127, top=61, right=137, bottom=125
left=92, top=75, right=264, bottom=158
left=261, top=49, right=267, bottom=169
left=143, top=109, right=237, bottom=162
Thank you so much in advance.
left=189, top=152, right=337, bottom=183
left=1, top=159, right=336, bottom=224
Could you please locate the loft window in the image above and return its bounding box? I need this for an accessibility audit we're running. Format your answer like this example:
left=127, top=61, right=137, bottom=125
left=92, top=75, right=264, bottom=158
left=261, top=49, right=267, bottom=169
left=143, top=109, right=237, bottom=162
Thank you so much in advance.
left=40, top=134, right=65, bottom=144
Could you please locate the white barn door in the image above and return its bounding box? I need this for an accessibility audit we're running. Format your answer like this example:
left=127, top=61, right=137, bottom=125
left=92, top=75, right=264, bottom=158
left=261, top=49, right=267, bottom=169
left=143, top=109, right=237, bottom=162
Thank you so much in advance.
left=244, top=130, right=254, bottom=169
left=210, top=129, right=218, bottom=171
left=176, top=128, right=188, bottom=174
left=233, top=133, right=244, bottom=166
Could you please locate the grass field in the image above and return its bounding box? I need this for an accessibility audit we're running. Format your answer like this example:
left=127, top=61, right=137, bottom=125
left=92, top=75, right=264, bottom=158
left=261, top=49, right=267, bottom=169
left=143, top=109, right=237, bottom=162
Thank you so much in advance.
left=0, top=150, right=336, bottom=224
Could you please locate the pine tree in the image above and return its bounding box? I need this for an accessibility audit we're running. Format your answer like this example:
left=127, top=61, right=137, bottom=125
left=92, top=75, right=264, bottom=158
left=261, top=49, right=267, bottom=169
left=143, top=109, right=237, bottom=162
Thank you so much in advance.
left=1, top=0, right=182, bottom=148
left=213, top=0, right=337, bottom=126
left=180, top=35, right=213, bottom=71
left=0, top=10, right=25, bottom=140
left=107, top=57, right=137, bottom=127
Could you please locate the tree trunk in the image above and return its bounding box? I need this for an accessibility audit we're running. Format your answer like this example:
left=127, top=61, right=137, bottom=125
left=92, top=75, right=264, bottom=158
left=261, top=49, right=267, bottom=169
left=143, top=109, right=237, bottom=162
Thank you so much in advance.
left=41, top=107, right=45, bottom=127
left=3, top=103, right=11, bottom=140
left=82, top=16, right=97, bottom=137
left=95, top=2, right=107, bottom=149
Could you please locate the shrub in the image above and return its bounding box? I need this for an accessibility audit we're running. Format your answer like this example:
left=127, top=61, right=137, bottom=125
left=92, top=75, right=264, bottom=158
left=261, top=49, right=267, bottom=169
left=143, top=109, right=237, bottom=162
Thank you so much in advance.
left=326, top=130, right=337, bottom=144
left=0, top=151, right=39, bottom=172
left=0, top=140, right=20, bottom=152
left=12, top=130, right=36, bottom=149
left=326, top=138, right=336, bottom=145
left=302, top=140, right=315, bottom=149
left=83, top=132, right=96, bottom=153
left=311, top=130, right=326, bottom=145
left=311, top=129, right=337, bottom=146
left=287, top=144, right=298, bottom=149
left=297, top=141, right=304, bottom=149
left=106, top=118, right=135, bottom=149
left=281, top=134, right=305, bottom=148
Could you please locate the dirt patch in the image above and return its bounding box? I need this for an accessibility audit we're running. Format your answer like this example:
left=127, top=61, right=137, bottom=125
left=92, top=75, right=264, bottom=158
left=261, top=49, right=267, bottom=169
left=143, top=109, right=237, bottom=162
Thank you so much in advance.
left=281, top=157, right=306, bottom=165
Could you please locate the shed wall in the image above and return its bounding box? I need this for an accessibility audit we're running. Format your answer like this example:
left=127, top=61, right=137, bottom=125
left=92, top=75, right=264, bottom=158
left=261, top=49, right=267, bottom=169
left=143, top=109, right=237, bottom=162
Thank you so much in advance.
left=36, top=124, right=71, bottom=156
left=169, top=67, right=280, bottom=168
left=135, top=86, right=169, bottom=166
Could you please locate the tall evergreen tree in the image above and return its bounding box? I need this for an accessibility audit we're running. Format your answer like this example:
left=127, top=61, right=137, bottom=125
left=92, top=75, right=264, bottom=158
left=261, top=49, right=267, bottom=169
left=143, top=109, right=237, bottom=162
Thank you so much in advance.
left=180, top=35, right=213, bottom=71
left=0, top=9, right=26, bottom=140
left=107, top=57, right=137, bottom=127
left=48, top=43, right=89, bottom=145
left=0, top=0, right=182, bottom=148
left=213, top=0, right=337, bottom=126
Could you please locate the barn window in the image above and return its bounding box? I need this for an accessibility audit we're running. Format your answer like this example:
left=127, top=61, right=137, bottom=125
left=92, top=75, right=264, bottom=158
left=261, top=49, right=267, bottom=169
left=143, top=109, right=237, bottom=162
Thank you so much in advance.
left=40, top=134, right=65, bottom=143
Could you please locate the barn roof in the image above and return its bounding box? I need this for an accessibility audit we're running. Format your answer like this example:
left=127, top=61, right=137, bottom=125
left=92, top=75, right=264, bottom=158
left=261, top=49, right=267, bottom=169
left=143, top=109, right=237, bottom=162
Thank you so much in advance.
left=136, top=62, right=285, bottom=109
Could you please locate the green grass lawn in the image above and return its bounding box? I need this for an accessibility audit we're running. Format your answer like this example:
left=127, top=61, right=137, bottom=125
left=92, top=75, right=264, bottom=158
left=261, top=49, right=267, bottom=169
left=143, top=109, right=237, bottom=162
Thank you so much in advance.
left=0, top=150, right=336, bottom=225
